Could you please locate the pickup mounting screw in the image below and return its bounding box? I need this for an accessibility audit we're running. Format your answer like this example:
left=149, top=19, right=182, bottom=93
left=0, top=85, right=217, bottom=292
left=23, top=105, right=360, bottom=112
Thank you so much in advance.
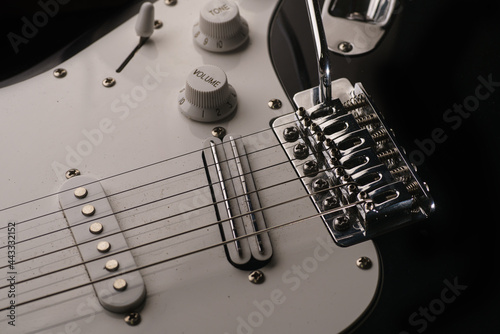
left=248, top=270, right=265, bottom=284
left=124, top=312, right=141, bottom=326
left=211, top=126, right=226, bottom=139
left=356, top=256, right=372, bottom=270
left=65, top=168, right=81, bottom=179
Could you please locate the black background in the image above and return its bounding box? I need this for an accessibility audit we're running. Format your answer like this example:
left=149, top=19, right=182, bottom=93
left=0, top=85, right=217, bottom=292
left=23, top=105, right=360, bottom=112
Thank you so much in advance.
left=1, top=0, right=499, bottom=333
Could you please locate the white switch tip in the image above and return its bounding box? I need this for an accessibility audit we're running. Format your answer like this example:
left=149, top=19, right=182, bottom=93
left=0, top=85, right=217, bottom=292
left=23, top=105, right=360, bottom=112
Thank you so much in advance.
left=135, top=2, right=155, bottom=38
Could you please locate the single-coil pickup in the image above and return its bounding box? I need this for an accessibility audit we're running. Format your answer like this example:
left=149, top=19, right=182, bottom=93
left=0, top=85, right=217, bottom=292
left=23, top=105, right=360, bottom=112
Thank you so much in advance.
left=58, top=175, right=146, bottom=313
left=203, top=135, right=273, bottom=270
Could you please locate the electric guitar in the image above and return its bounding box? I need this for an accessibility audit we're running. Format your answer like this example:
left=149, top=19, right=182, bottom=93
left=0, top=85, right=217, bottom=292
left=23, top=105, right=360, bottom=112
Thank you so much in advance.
left=0, top=1, right=498, bottom=333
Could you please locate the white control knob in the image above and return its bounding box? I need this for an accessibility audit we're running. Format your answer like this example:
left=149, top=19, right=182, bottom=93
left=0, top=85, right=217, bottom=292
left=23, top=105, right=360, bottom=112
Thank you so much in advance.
left=193, top=0, right=249, bottom=52
left=178, top=65, right=237, bottom=122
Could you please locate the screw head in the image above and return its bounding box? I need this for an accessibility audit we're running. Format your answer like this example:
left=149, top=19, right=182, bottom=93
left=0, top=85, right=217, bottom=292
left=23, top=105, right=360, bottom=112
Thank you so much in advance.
left=338, top=41, right=353, bottom=53
left=322, top=196, right=339, bottom=210
left=293, top=143, right=309, bottom=160
left=65, top=168, right=81, bottom=179
left=268, top=99, right=282, bottom=110
left=283, top=126, right=299, bottom=142
left=165, top=0, right=177, bottom=6
left=356, top=256, right=372, bottom=270
left=311, top=178, right=329, bottom=193
left=333, top=216, right=350, bottom=231
left=211, top=126, right=226, bottom=139
left=303, top=160, right=319, bottom=177
left=102, top=77, right=116, bottom=88
left=124, top=312, right=141, bottom=326
left=53, top=68, right=67, bottom=78
left=154, top=19, right=163, bottom=29
left=248, top=270, right=265, bottom=284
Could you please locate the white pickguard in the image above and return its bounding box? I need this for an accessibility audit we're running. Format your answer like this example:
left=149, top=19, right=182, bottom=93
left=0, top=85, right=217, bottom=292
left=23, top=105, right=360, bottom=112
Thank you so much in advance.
left=0, top=1, right=379, bottom=333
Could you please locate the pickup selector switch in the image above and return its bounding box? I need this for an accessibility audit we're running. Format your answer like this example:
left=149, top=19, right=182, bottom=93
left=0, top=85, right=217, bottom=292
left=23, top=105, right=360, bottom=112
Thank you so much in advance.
left=193, top=0, right=249, bottom=52
left=178, top=65, right=237, bottom=122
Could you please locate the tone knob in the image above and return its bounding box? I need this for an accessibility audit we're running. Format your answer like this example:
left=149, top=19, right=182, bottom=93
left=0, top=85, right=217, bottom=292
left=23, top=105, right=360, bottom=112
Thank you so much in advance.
left=193, top=0, right=249, bottom=52
left=178, top=65, right=237, bottom=122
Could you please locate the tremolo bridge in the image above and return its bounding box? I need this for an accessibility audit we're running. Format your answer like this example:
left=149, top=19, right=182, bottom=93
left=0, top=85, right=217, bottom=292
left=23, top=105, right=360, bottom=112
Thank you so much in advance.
left=272, top=78, right=435, bottom=246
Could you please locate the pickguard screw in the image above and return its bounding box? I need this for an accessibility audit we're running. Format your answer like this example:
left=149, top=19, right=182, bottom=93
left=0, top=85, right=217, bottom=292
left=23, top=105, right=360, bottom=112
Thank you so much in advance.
left=102, top=77, right=116, bottom=88
left=65, top=169, right=81, bottom=179
left=165, top=0, right=177, bottom=6
left=53, top=68, right=67, bottom=78
left=268, top=99, right=282, bottom=110
left=338, top=41, right=353, bottom=53
left=248, top=270, right=265, bottom=284
left=356, top=256, right=372, bottom=270
left=124, top=312, right=141, bottom=326
left=154, top=19, right=163, bottom=29
left=211, top=126, right=226, bottom=139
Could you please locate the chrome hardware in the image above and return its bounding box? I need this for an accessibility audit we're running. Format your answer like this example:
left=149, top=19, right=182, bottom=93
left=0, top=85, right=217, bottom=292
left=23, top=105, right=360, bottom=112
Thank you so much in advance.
left=272, top=78, right=434, bottom=246
left=203, top=135, right=273, bottom=269
left=322, top=0, right=397, bottom=55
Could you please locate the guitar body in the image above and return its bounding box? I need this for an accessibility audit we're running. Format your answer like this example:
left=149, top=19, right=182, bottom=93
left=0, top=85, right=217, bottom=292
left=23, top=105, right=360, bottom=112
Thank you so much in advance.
left=0, top=1, right=380, bottom=333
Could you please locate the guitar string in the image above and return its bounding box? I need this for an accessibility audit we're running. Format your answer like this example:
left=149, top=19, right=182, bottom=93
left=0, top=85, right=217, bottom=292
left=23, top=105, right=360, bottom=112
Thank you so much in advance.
left=0, top=162, right=349, bottom=271
left=0, top=132, right=289, bottom=232
left=0, top=143, right=317, bottom=252
left=0, top=180, right=355, bottom=290
left=0, top=117, right=335, bottom=250
left=0, top=114, right=300, bottom=213
left=0, top=200, right=367, bottom=312
left=0, top=114, right=304, bottom=230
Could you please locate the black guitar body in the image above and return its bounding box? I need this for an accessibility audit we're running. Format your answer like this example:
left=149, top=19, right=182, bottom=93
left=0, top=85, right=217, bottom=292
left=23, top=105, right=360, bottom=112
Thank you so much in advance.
left=270, top=0, right=500, bottom=332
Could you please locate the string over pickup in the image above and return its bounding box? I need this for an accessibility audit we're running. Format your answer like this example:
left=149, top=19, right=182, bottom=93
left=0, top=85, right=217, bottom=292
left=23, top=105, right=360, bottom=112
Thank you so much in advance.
left=203, top=135, right=273, bottom=270
left=272, top=78, right=434, bottom=246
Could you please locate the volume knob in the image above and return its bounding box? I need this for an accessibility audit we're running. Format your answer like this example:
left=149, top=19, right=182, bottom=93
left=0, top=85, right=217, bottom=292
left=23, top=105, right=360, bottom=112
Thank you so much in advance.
left=193, top=0, right=249, bottom=52
left=178, top=65, right=237, bottom=122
